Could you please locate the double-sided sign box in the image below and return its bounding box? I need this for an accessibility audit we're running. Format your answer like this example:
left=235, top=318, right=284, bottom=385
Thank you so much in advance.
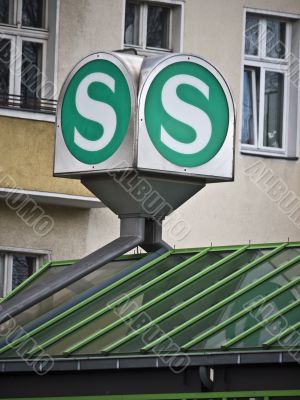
left=54, top=52, right=235, bottom=217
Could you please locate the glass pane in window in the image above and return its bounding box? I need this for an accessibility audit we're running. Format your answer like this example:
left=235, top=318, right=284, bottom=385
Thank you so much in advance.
left=0, top=39, right=11, bottom=95
left=0, top=0, right=14, bottom=24
left=263, top=71, right=284, bottom=148
left=0, top=255, right=5, bottom=298
left=21, top=41, right=43, bottom=101
left=266, top=20, right=286, bottom=59
left=124, top=2, right=140, bottom=46
left=147, top=5, right=169, bottom=49
left=12, top=255, right=35, bottom=290
left=245, top=16, right=259, bottom=56
left=22, top=0, right=45, bottom=28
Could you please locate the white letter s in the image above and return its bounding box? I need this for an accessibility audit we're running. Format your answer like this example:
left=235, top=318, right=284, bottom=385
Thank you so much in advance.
left=74, top=72, right=117, bottom=152
left=161, top=74, right=212, bottom=154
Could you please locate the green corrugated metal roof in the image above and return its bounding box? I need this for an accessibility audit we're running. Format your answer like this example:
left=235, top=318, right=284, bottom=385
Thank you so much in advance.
left=0, top=242, right=300, bottom=359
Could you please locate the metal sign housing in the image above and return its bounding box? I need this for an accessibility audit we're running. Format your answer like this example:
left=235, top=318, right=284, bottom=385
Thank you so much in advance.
left=137, top=53, right=235, bottom=181
left=54, top=51, right=235, bottom=218
left=54, top=52, right=142, bottom=176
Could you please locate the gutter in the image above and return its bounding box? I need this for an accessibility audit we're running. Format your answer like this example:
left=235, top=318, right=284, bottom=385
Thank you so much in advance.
left=0, top=351, right=298, bottom=374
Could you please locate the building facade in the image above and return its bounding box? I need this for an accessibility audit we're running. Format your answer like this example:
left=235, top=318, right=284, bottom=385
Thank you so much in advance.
left=1, top=0, right=300, bottom=296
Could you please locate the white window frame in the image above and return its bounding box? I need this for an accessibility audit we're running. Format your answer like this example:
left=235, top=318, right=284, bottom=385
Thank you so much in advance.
left=0, top=246, right=50, bottom=297
left=123, top=0, right=184, bottom=55
left=0, top=0, right=59, bottom=122
left=240, top=9, right=300, bottom=159
left=7, top=36, right=48, bottom=98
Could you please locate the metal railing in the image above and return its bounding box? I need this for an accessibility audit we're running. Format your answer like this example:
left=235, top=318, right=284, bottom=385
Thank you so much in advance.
left=0, top=93, right=57, bottom=114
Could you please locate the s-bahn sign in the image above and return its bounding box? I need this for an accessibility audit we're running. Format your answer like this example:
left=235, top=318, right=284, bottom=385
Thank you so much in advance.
left=61, top=58, right=131, bottom=165
left=54, top=52, right=234, bottom=182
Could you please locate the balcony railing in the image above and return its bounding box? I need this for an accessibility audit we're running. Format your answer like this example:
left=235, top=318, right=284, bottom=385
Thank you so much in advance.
left=0, top=93, right=57, bottom=114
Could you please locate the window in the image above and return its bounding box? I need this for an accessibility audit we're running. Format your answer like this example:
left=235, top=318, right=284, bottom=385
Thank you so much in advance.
left=241, top=13, right=300, bottom=158
left=0, top=0, right=58, bottom=115
left=0, top=249, right=49, bottom=298
left=124, top=0, right=183, bottom=53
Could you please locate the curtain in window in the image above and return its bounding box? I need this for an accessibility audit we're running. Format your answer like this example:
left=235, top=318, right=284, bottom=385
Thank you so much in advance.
left=242, top=70, right=254, bottom=144
left=0, top=255, right=4, bottom=298
left=12, top=256, right=35, bottom=291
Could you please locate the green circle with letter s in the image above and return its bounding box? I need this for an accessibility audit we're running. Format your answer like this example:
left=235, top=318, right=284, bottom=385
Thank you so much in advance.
left=144, top=61, right=229, bottom=167
left=61, top=59, right=131, bottom=165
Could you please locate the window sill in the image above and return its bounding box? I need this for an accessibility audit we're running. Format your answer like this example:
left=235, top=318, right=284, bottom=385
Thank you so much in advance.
left=0, top=107, right=55, bottom=123
left=241, top=149, right=298, bottom=161
left=0, top=188, right=104, bottom=209
left=123, top=45, right=172, bottom=56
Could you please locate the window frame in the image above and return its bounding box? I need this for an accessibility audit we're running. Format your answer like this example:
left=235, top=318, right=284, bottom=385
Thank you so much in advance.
left=123, top=0, right=184, bottom=55
left=0, top=0, right=18, bottom=27
left=0, top=246, right=50, bottom=297
left=2, top=35, right=48, bottom=99
left=240, top=9, right=299, bottom=159
left=19, top=0, right=48, bottom=31
left=0, top=0, right=58, bottom=122
left=144, top=2, right=172, bottom=52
